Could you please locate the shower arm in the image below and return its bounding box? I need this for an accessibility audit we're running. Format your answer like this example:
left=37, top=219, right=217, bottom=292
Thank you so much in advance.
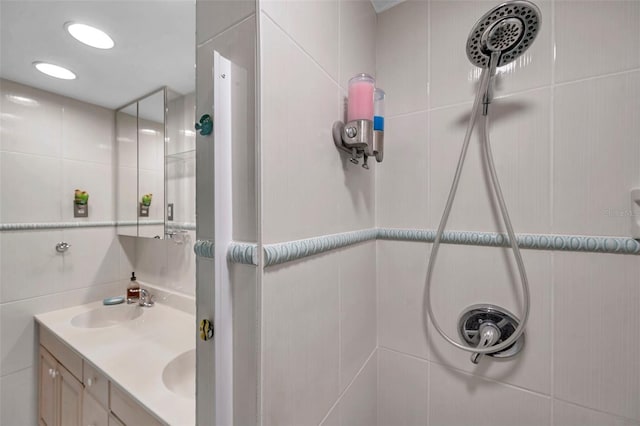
left=482, top=51, right=501, bottom=116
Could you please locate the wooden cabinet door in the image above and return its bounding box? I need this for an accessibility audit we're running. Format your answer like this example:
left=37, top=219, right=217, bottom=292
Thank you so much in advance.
left=39, top=347, right=58, bottom=426
left=58, top=363, right=83, bottom=426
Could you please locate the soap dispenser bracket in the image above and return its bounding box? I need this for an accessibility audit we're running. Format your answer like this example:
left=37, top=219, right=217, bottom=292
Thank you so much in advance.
left=333, top=119, right=383, bottom=168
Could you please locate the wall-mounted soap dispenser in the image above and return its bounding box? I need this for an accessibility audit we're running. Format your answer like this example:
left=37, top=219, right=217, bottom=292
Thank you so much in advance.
left=333, top=74, right=384, bottom=169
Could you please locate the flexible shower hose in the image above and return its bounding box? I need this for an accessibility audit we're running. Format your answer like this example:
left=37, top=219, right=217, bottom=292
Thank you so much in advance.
left=424, top=68, right=530, bottom=356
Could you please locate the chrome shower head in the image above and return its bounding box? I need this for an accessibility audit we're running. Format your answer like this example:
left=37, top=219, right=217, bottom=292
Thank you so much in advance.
left=467, top=0, right=541, bottom=69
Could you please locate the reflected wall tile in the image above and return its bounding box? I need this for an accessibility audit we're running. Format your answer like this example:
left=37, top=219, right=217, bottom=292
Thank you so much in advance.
left=0, top=230, right=63, bottom=303
left=553, top=71, right=640, bottom=237
left=429, top=88, right=551, bottom=233
left=555, top=0, right=640, bottom=83
left=554, top=252, right=640, bottom=421
left=0, top=79, right=62, bottom=157
left=339, top=242, right=376, bottom=392
left=0, top=152, right=61, bottom=223
left=429, top=0, right=552, bottom=108
left=377, top=348, right=428, bottom=426
left=376, top=0, right=428, bottom=116
left=427, top=245, right=552, bottom=395
left=62, top=98, right=114, bottom=164
left=429, top=363, right=550, bottom=426
left=377, top=240, right=430, bottom=358
left=262, top=254, right=340, bottom=426
left=376, top=112, right=429, bottom=229
left=553, top=400, right=640, bottom=426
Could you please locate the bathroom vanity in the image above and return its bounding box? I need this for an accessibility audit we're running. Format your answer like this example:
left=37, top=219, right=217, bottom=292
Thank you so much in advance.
left=35, top=299, right=195, bottom=426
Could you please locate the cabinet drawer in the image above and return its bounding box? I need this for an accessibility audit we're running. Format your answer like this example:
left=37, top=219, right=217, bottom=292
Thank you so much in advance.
left=109, top=384, right=163, bottom=426
left=83, top=392, right=109, bottom=426
left=39, top=326, right=83, bottom=382
left=83, top=361, right=108, bottom=408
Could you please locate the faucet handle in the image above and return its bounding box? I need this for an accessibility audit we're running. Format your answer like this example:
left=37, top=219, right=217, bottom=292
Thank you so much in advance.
left=470, top=323, right=500, bottom=364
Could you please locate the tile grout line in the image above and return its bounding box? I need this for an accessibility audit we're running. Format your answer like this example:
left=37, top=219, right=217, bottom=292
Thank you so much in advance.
left=317, top=346, right=377, bottom=426
left=379, top=345, right=552, bottom=401
left=260, top=11, right=343, bottom=94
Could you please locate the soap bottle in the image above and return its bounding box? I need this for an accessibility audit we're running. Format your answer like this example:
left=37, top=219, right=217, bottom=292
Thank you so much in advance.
left=127, top=272, right=140, bottom=304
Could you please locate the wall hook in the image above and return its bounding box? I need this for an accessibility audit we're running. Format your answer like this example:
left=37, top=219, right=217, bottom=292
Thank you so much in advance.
left=195, top=114, right=213, bottom=136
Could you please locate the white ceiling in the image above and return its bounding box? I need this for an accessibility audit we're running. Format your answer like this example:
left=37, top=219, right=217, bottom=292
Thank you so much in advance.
left=0, top=1, right=195, bottom=110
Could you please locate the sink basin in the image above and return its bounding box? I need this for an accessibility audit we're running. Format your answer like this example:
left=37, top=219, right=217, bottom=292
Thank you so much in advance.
left=162, top=349, right=195, bottom=399
left=70, top=304, right=143, bottom=328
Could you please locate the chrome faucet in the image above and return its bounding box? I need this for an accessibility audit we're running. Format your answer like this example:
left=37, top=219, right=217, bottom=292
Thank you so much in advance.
left=138, top=288, right=155, bottom=307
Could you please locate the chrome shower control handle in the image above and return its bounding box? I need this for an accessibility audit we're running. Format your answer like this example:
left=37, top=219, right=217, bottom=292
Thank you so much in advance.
left=470, top=323, right=500, bottom=364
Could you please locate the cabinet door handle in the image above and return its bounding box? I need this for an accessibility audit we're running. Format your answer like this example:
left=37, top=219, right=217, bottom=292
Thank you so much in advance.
left=86, top=377, right=94, bottom=387
left=49, top=368, right=59, bottom=378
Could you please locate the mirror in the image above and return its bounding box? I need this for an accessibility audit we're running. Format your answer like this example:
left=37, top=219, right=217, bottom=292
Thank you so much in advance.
left=116, top=87, right=196, bottom=240
left=116, top=88, right=167, bottom=239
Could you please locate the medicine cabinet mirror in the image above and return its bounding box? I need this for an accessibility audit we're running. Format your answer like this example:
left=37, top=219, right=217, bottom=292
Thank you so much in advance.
left=116, top=87, right=196, bottom=240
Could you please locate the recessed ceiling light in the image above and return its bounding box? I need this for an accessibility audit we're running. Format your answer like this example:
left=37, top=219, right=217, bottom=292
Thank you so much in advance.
left=33, top=62, right=76, bottom=80
left=65, top=22, right=114, bottom=50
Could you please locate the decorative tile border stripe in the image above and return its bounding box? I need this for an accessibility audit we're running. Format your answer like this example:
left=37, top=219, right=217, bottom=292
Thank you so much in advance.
left=379, top=228, right=640, bottom=255
left=0, top=220, right=167, bottom=231
left=194, top=239, right=215, bottom=259
left=218, top=228, right=639, bottom=267
left=263, top=229, right=378, bottom=267
left=194, top=240, right=259, bottom=264
left=228, top=242, right=259, bottom=265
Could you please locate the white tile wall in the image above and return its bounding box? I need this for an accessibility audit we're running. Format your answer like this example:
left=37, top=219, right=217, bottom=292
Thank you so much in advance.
left=339, top=242, right=377, bottom=392
left=429, top=88, right=552, bottom=233
left=554, top=0, right=640, bottom=84
left=377, top=240, right=430, bottom=359
left=554, top=252, right=640, bottom=421
left=372, top=0, right=640, bottom=424
left=553, top=400, right=640, bottom=426
left=0, top=367, right=36, bottom=426
left=429, top=362, right=551, bottom=426
left=553, top=71, right=640, bottom=237
left=336, top=351, right=377, bottom=426
left=262, top=256, right=340, bottom=426
left=261, top=0, right=340, bottom=81
left=0, top=79, right=62, bottom=158
left=376, top=112, right=429, bottom=229
left=377, top=348, right=429, bottom=426
left=260, top=13, right=375, bottom=244
left=375, top=0, right=428, bottom=116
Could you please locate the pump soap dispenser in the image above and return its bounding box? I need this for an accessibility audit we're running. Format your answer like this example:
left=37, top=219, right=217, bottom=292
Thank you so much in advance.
left=127, top=272, right=140, bottom=303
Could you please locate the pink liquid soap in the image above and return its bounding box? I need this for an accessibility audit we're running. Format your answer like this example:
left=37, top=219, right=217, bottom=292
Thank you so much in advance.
left=347, top=79, right=374, bottom=122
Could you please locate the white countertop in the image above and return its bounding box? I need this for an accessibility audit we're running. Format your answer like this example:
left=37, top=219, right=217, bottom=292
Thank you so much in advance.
left=35, top=300, right=196, bottom=426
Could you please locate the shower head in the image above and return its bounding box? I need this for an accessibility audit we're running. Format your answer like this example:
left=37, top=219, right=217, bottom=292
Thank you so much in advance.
left=467, top=0, right=541, bottom=69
